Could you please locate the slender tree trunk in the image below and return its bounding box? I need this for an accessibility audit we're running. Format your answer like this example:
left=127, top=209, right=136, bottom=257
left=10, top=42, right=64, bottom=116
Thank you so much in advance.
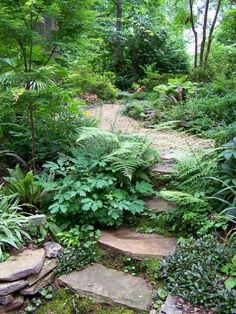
left=115, top=0, right=122, bottom=72
left=199, top=0, right=210, bottom=67
left=203, top=0, right=222, bottom=67
left=189, top=0, right=198, bottom=68
left=29, top=103, right=36, bottom=173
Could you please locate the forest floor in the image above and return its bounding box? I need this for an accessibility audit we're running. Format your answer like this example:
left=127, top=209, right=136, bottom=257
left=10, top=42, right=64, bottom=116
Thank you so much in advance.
left=89, top=103, right=214, bottom=159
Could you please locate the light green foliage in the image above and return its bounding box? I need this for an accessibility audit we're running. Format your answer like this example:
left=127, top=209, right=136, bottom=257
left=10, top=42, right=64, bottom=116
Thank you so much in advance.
left=3, top=165, right=42, bottom=209
left=57, top=225, right=101, bottom=249
left=222, top=255, right=236, bottom=290
left=159, top=236, right=236, bottom=313
left=153, top=76, right=197, bottom=102
left=40, top=128, right=157, bottom=226
left=173, top=149, right=220, bottom=194
left=0, top=194, right=31, bottom=261
left=157, top=191, right=213, bottom=236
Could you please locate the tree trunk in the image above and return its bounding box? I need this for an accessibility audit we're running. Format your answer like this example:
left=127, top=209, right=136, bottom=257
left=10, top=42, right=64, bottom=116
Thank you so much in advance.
left=29, top=103, right=36, bottom=173
left=115, top=0, right=122, bottom=72
left=199, top=0, right=210, bottom=67
left=203, top=0, right=222, bottom=67
left=189, top=0, right=198, bottom=68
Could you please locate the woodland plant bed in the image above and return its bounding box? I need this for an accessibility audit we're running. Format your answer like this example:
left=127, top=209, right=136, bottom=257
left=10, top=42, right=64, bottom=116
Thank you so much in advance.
left=159, top=236, right=236, bottom=314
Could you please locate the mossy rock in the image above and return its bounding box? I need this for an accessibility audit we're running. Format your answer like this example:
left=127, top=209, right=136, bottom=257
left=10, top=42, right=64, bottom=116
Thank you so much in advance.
left=37, top=288, right=138, bottom=314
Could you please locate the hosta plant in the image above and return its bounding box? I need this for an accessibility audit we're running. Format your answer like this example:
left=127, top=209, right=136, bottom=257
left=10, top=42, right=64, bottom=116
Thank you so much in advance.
left=0, top=194, right=31, bottom=261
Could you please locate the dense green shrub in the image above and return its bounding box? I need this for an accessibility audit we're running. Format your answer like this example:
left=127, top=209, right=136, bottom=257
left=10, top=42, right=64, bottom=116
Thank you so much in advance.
left=67, top=66, right=118, bottom=100
left=0, top=106, right=97, bottom=166
left=40, top=128, right=158, bottom=227
left=159, top=236, right=236, bottom=313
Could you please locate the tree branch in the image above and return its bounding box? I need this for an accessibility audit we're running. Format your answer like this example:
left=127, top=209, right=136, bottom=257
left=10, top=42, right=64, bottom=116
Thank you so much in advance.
left=189, top=0, right=198, bottom=68
left=204, top=0, right=222, bottom=67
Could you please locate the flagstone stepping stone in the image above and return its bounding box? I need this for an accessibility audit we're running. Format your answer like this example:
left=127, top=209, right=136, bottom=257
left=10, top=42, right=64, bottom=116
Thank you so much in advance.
left=152, top=164, right=176, bottom=175
left=159, top=150, right=189, bottom=162
left=0, top=280, right=28, bottom=296
left=145, top=198, right=176, bottom=213
left=0, top=295, right=14, bottom=305
left=98, top=228, right=176, bottom=259
left=59, top=263, right=153, bottom=312
left=21, top=272, right=54, bottom=295
left=27, top=258, right=58, bottom=286
left=0, top=249, right=45, bottom=282
left=0, top=295, right=24, bottom=314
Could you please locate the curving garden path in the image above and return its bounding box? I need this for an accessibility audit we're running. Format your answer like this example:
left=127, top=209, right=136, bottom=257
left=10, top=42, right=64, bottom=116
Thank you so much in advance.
left=58, top=103, right=216, bottom=314
left=89, top=103, right=214, bottom=160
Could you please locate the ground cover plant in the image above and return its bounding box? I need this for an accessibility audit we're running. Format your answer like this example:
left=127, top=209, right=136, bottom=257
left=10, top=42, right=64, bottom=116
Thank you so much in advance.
left=159, top=236, right=236, bottom=313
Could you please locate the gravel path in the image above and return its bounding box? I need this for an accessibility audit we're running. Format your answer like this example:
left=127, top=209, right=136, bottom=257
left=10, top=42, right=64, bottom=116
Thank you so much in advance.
left=89, top=104, right=214, bottom=159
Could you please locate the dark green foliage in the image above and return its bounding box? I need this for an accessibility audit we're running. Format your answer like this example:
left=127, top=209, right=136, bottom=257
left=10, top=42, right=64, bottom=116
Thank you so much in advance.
left=159, top=236, right=236, bottom=313
left=55, top=226, right=101, bottom=275
left=40, top=128, right=157, bottom=227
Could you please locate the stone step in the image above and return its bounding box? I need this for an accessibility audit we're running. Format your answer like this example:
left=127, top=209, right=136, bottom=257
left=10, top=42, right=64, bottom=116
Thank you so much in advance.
left=152, top=163, right=176, bottom=175
left=58, top=263, right=153, bottom=312
left=145, top=198, right=176, bottom=213
left=98, top=228, right=176, bottom=259
left=0, top=249, right=45, bottom=282
left=0, top=295, right=24, bottom=314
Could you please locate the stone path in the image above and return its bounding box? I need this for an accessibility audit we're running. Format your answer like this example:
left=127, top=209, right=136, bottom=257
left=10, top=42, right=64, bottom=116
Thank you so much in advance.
left=145, top=198, right=176, bottom=213
left=0, top=245, right=60, bottom=313
left=59, top=263, right=153, bottom=312
left=89, top=104, right=214, bottom=159
left=98, top=228, right=177, bottom=259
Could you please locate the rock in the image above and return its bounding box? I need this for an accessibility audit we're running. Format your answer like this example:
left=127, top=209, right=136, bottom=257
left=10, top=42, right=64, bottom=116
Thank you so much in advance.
left=0, top=249, right=45, bottom=282
left=150, top=310, right=158, bottom=314
left=98, top=228, right=176, bottom=259
left=27, top=258, right=58, bottom=286
left=145, top=198, right=176, bottom=213
left=43, top=242, right=63, bottom=258
left=59, top=263, right=153, bottom=312
left=160, top=295, right=182, bottom=314
left=20, top=272, right=54, bottom=295
left=0, top=295, right=24, bottom=314
left=0, top=295, right=14, bottom=305
left=152, top=164, right=176, bottom=175
left=0, top=280, right=28, bottom=296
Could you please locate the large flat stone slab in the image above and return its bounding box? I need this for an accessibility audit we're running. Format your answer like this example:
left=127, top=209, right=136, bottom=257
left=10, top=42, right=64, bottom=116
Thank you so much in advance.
left=0, top=280, right=28, bottom=296
left=0, top=295, right=14, bottom=305
left=0, top=295, right=24, bottom=314
left=59, top=264, right=152, bottom=312
left=145, top=198, right=176, bottom=213
left=152, top=164, right=176, bottom=175
left=98, top=228, right=176, bottom=259
left=0, top=249, right=45, bottom=282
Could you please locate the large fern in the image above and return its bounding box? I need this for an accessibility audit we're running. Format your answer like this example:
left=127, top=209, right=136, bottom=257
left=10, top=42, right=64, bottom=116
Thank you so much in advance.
left=76, top=128, right=158, bottom=180
left=173, top=148, right=220, bottom=194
